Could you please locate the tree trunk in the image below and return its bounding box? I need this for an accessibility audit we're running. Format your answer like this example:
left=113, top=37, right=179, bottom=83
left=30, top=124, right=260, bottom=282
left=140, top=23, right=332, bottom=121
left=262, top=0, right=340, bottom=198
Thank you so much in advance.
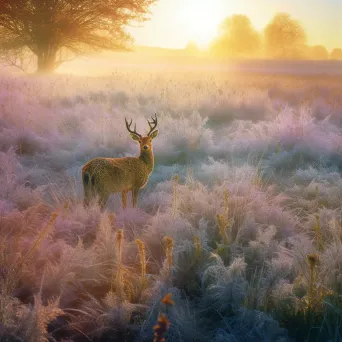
left=36, top=47, right=57, bottom=73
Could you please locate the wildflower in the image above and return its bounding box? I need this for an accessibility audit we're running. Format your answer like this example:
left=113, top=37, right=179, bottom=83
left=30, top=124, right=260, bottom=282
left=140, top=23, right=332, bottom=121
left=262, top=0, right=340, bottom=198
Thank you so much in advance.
left=162, top=293, right=174, bottom=306
left=153, top=313, right=171, bottom=342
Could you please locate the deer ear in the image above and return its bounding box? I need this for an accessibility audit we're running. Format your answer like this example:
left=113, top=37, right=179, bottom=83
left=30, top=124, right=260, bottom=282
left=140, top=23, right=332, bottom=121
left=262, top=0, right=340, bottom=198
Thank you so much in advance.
left=130, top=133, right=140, bottom=141
left=149, top=130, right=159, bottom=139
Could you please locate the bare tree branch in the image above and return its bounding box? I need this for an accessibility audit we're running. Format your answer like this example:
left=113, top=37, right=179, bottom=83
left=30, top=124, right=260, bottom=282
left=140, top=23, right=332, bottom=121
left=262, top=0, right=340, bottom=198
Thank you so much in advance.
left=0, top=47, right=36, bottom=73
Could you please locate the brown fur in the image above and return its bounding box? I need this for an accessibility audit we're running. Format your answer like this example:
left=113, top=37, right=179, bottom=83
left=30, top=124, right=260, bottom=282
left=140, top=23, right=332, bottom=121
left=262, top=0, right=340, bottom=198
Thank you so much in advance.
left=82, top=125, right=158, bottom=209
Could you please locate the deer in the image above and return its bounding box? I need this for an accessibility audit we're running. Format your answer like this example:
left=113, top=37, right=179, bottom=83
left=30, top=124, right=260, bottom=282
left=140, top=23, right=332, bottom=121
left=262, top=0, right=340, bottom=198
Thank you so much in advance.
left=82, top=114, right=159, bottom=209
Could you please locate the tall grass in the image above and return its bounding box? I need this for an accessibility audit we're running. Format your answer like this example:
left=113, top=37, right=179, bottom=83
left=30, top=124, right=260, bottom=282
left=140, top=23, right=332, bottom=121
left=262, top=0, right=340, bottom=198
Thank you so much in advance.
left=1, top=67, right=342, bottom=341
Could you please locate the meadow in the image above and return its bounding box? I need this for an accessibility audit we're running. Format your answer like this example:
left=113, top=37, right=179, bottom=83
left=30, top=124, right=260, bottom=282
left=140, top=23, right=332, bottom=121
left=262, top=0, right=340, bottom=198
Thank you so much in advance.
left=1, top=62, right=342, bottom=342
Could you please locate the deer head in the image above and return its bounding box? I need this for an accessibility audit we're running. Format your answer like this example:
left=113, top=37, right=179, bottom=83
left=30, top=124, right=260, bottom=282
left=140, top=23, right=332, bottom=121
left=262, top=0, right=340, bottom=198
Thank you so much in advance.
left=125, top=114, right=159, bottom=152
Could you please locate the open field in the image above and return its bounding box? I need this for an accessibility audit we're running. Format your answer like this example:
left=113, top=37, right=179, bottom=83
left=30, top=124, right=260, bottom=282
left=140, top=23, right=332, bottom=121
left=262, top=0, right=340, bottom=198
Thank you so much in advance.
left=1, top=62, right=342, bottom=341
left=59, top=52, right=342, bottom=75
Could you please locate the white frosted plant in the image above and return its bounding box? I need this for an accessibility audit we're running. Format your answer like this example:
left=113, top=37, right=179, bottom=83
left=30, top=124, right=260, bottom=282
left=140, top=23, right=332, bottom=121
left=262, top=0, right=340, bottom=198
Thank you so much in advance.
left=0, top=69, right=341, bottom=342
left=202, top=256, right=247, bottom=314
left=320, top=242, right=342, bottom=293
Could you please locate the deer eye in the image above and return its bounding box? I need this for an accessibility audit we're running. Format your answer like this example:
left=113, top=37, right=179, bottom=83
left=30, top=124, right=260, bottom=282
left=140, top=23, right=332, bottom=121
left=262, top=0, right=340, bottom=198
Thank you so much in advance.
left=138, top=140, right=142, bottom=143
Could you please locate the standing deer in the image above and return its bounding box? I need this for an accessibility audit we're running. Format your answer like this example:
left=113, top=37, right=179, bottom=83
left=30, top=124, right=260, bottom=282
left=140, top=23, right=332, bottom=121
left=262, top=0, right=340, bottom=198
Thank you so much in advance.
left=82, top=114, right=159, bottom=209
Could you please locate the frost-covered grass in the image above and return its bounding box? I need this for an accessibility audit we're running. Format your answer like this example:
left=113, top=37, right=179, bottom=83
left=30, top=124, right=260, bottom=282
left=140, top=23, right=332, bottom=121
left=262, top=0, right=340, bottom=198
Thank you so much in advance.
left=0, top=67, right=342, bottom=342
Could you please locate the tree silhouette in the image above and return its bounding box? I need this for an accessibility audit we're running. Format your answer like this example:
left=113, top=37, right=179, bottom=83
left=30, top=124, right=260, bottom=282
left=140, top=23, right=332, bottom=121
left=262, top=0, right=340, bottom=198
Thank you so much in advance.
left=184, top=41, right=200, bottom=56
left=330, top=48, right=342, bottom=60
left=264, top=13, right=307, bottom=59
left=209, top=14, right=260, bottom=58
left=306, top=45, right=329, bottom=60
left=0, top=0, right=156, bottom=73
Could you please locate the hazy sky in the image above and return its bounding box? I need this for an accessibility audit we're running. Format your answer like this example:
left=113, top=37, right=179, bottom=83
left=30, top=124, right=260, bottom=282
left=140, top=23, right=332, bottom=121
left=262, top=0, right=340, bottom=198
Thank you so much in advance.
left=128, top=0, right=342, bottom=50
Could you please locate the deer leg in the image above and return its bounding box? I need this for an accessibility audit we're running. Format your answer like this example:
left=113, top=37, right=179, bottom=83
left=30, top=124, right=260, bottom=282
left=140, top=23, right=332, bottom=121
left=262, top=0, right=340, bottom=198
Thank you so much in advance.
left=83, top=192, right=90, bottom=208
left=98, top=193, right=109, bottom=210
left=84, top=187, right=96, bottom=208
left=122, top=191, right=127, bottom=209
left=83, top=172, right=94, bottom=208
left=132, top=188, right=140, bottom=208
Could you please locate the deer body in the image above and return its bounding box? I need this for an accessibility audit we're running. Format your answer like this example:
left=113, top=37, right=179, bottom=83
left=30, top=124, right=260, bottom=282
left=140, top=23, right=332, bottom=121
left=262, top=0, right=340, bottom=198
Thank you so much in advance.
left=82, top=116, right=158, bottom=209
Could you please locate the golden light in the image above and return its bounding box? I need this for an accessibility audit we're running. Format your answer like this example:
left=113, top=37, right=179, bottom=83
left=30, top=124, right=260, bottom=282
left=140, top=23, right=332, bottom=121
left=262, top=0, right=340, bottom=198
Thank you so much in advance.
left=176, top=1, right=224, bottom=47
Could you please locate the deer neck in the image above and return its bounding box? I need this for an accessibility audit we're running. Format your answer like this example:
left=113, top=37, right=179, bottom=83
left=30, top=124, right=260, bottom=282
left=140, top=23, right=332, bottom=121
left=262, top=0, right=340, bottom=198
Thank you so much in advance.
left=139, top=149, right=154, bottom=172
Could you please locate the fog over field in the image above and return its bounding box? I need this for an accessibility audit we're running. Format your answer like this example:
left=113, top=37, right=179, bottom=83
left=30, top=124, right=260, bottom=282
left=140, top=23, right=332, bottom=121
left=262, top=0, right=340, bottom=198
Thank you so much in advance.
left=1, top=61, right=342, bottom=341
left=59, top=52, right=342, bottom=76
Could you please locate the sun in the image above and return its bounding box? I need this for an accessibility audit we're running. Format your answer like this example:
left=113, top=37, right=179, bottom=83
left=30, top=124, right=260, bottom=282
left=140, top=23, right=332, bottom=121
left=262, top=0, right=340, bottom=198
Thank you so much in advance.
left=177, top=1, right=224, bottom=47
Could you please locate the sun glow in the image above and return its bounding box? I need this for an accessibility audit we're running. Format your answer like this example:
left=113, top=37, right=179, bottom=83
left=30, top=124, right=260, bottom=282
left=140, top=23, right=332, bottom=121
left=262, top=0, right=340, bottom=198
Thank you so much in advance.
left=177, top=1, right=224, bottom=47
left=128, top=0, right=341, bottom=52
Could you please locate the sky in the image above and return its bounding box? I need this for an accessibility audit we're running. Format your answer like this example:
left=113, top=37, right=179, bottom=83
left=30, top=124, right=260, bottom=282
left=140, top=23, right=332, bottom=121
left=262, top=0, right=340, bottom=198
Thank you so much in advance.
left=128, top=0, right=342, bottom=50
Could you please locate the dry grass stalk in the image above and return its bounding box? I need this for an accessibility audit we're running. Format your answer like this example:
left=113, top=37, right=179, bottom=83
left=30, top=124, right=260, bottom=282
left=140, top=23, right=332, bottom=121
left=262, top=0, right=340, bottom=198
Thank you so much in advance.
left=17, top=211, right=59, bottom=271
left=313, top=214, right=323, bottom=251
left=115, top=229, right=125, bottom=304
left=216, top=189, right=233, bottom=245
left=136, top=239, right=147, bottom=288
left=163, top=236, right=174, bottom=272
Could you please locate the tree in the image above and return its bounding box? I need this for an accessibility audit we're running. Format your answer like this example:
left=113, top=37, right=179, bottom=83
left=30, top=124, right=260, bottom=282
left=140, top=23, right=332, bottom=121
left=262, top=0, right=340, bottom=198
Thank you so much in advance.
left=330, top=48, right=342, bottom=60
left=306, top=45, right=329, bottom=60
left=0, top=0, right=156, bottom=73
left=209, top=14, right=260, bottom=58
left=184, top=41, right=200, bottom=56
left=264, top=13, right=307, bottom=59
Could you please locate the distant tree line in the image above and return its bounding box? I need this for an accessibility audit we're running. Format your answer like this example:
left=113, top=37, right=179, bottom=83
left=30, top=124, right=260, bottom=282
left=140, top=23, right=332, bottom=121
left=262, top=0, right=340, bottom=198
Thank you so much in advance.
left=207, top=12, right=342, bottom=60
left=0, top=2, right=341, bottom=74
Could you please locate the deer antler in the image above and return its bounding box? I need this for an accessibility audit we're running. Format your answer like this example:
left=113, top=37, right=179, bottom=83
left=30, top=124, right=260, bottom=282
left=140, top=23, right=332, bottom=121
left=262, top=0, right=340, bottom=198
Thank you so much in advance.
left=147, top=114, right=158, bottom=137
left=125, top=118, right=142, bottom=138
